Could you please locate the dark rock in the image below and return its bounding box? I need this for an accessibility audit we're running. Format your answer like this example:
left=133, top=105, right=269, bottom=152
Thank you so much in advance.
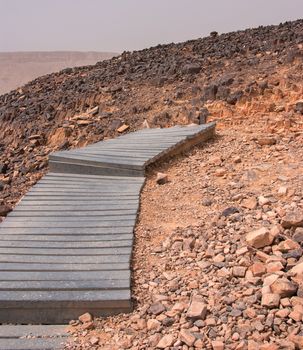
left=109, top=119, right=122, bottom=131
left=0, top=205, right=12, bottom=216
left=230, top=308, right=242, bottom=317
left=148, top=302, right=166, bottom=315
left=156, top=172, right=168, bottom=185
left=152, top=112, right=171, bottom=127
left=162, top=317, right=174, bottom=327
left=216, top=86, right=231, bottom=100
left=226, top=90, right=243, bottom=105
left=258, top=81, right=268, bottom=92
left=0, top=163, right=7, bottom=174
left=217, top=75, right=234, bottom=86
left=222, top=207, right=240, bottom=217
left=182, top=64, right=201, bottom=75
left=293, top=227, right=303, bottom=243
left=198, top=107, right=210, bottom=124
left=110, top=85, right=122, bottom=93
left=294, top=101, right=303, bottom=114
left=283, top=249, right=302, bottom=259
left=0, top=181, right=4, bottom=191
left=202, top=84, right=218, bottom=101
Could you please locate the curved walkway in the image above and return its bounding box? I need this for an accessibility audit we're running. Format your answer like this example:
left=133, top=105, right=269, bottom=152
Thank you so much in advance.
left=0, top=123, right=215, bottom=326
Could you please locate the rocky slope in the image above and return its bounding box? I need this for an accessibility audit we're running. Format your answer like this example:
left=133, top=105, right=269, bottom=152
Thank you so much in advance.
left=66, top=118, right=303, bottom=350
left=0, top=51, right=117, bottom=95
left=0, top=19, right=302, bottom=215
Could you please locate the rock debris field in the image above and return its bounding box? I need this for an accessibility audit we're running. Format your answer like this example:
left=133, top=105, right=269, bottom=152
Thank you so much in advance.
left=64, top=116, right=303, bottom=349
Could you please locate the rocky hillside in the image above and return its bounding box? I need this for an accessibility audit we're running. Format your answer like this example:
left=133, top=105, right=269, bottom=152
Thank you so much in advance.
left=66, top=115, right=303, bottom=350
left=0, top=19, right=302, bottom=216
left=0, top=51, right=117, bottom=95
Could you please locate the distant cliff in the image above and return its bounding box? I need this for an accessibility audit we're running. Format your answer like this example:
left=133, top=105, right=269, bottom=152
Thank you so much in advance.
left=0, top=51, right=117, bottom=95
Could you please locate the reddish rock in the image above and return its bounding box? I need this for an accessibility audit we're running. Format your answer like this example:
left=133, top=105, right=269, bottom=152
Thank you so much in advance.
left=270, top=279, right=297, bottom=298
left=179, top=329, right=196, bottom=346
left=156, top=334, right=175, bottom=348
left=257, top=136, right=276, bottom=146
left=156, top=172, right=168, bottom=185
left=266, top=261, right=284, bottom=273
left=148, top=302, right=166, bottom=315
left=147, top=319, right=161, bottom=331
left=232, top=266, right=247, bottom=277
left=251, top=262, right=266, bottom=276
left=117, top=124, right=130, bottom=133
left=78, top=312, right=93, bottom=323
left=246, top=227, right=274, bottom=248
left=277, top=239, right=301, bottom=252
left=89, top=336, right=99, bottom=345
left=281, top=209, right=303, bottom=228
left=48, top=127, right=70, bottom=147
left=288, top=310, right=302, bottom=321
left=261, top=293, right=280, bottom=308
left=241, top=197, right=257, bottom=210
left=211, top=340, right=225, bottom=350
left=186, top=296, right=208, bottom=320
left=289, top=335, right=303, bottom=349
left=290, top=262, right=303, bottom=276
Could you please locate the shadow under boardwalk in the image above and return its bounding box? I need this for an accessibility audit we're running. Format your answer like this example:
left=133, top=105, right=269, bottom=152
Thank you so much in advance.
left=0, top=123, right=215, bottom=325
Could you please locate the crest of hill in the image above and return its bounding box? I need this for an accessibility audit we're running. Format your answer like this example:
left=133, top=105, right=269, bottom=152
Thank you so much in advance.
left=0, top=51, right=118, bottom=95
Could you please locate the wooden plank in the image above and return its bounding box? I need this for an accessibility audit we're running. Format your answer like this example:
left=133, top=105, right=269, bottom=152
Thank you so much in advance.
left=13, top=204, right=139, bottom=211
left=50, top=154, right=144, bottom=168
left=0, top=240, right=132, bottom=248
left=64, top=150, right=159, bottom=159
left=0, top=262, right=129, bottom=272
left=0, top=305, right=131, bottom=325
left=34, top=183, right=143, bottom=190
left=49, top=160, right=144, bottom=177
left=9, top=211, right=137, bottom=218
left=6, top=211, right=137, bottom=219
left=19, top=199, right=139, bottom=205
left=0, top=255, right=130, bottom=264
left=81, top=146, right=165, bottom=153
left=28, top=186, right=140, bottom=193
left=0, top=220, right=136, bottom=229
left=0, top=270, right=130, bottom=281
left=24, top=195, right=139, bottom=200
left=0, top=325, right=67, bottom=338
left=81, top=146, right=166, bottom=152
left=71, top=149, right=154, bottom=158
left=0, top=290, right=131, bottom=303
left=29, top=188, right=140, bottom=194
left=0, top=280, right=129, bottom=291
left=45, top=172, right=145, bottom=182
left=3, top=216, right=137, bottom=224
left=32, top=180, right=142, bottom=192
left=0, top=338, right=64, bottom=350
left=38, top=180, right=144, bottom=187
left=0, top=226, right=134, bottom=234
left=0, top=234, right=133, bottom=242
left=0, top=247, right=132, bottom=256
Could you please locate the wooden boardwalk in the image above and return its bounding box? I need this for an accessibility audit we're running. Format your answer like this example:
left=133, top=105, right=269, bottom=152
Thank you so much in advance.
left=0, top=325, right=67, bottom=350
left=0, top=123, right=215, bottom=327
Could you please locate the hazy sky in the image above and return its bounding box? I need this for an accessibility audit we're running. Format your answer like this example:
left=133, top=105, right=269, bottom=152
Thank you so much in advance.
left=0, top=0, right=302, bottom=53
